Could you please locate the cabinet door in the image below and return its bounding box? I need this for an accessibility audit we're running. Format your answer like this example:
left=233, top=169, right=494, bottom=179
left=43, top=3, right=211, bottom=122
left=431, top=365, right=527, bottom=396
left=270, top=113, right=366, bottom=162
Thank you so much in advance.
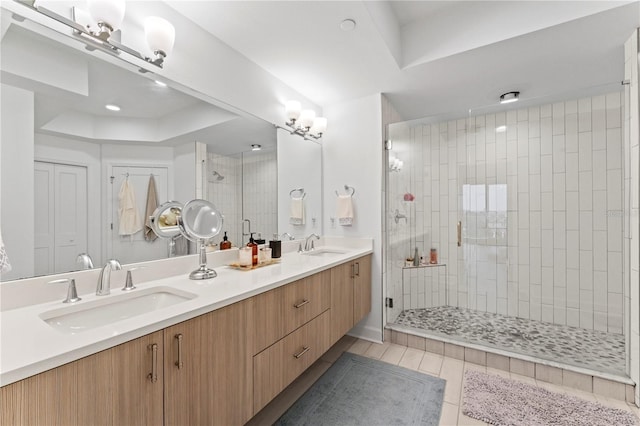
left=353, top=255, right=372, bottom=324
left=164, top=300, right=251, bottom=426
left=0, top=331, right=164, bottom=426
left=330, top=261, right=354, bottom=345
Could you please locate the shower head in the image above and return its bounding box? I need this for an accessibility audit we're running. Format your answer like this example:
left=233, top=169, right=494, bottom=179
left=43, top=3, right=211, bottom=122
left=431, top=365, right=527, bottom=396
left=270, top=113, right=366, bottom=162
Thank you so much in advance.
left=212, top=171, right=224, bottom=181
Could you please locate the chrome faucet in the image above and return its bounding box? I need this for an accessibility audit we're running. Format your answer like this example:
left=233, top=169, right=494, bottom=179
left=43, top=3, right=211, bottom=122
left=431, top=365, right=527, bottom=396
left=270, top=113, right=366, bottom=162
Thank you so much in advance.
left=281, top=232, right=295, bottom=241
left=76, top=253, right=94, bottom=270
left=304, top=233, right=320, bottom=251
left=96, top=259, right=122, bottom=296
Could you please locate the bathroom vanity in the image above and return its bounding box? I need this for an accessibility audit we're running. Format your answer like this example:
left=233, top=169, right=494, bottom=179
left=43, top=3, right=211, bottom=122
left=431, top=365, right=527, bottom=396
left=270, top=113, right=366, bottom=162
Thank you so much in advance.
left=0, top=239, right=372, bottom=425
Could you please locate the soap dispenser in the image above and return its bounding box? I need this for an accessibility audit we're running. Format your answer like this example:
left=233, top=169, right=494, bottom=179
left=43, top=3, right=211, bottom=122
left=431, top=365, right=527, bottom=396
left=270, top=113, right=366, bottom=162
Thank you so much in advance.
left=220, top=232, right=232, bottom=250
left=247, top=233, right=258, bottom=266
left=269, top=233, right=282, bottom=258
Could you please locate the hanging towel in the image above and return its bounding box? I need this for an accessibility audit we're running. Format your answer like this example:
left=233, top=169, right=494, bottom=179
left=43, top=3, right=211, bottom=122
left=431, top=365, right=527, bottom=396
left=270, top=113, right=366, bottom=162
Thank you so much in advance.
left=118, top=178, right=142, bottom=236
left=336, top=195, right=354, bottom=226
left=144, top=175, right=159, bottom=242
left=290, top=197, right=305, bottom=225
left=0, top=230, right=11, bottom=273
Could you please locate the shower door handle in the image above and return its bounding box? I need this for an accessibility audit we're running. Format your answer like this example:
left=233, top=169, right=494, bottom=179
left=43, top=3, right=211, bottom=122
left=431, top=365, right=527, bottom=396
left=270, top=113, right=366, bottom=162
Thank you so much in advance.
left=457, top=221, right=462, bottom=247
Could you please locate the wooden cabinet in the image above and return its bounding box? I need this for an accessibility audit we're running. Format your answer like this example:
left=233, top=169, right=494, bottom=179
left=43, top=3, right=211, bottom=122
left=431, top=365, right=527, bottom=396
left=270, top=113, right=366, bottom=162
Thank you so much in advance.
left=253, top=311, right=331, bottom=413
left=0, top=331, right=164, bottom=426
left=330, top=255, right=372, bottom=345
left=163, top=300, right=251, bottom=426
left=1, top=254, right=371, bottom=426
left=250, top=271, right=330, bottom=355
left=250, top=272, right=332, bottom=414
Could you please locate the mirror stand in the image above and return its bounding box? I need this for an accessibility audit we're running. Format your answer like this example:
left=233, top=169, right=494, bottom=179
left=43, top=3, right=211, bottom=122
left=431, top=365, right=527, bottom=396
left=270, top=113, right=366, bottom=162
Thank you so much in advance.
left=190, top=240, right=217, bottom=280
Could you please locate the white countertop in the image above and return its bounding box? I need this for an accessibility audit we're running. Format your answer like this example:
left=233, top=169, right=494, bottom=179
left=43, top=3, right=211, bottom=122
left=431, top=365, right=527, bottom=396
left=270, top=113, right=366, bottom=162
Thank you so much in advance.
left=0, top=239, right=372, bottom=386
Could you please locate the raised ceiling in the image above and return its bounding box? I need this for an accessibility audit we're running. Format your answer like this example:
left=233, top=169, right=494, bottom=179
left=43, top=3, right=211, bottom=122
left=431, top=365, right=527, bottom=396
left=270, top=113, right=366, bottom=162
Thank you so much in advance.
left=169, top=0, right=639, bottom=121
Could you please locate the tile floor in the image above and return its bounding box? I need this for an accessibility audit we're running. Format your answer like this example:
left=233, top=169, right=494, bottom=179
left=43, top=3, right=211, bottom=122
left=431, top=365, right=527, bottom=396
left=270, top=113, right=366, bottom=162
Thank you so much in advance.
left=394, top=306, right=626, bottom=375
left=249, top=336, right=640, bottom=426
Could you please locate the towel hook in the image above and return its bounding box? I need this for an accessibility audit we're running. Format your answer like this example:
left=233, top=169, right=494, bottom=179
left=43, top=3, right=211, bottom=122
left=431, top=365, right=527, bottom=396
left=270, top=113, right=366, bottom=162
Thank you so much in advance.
left=335, top=185, right=355, bottom=197
left=290, top=188, right=306, bottom=199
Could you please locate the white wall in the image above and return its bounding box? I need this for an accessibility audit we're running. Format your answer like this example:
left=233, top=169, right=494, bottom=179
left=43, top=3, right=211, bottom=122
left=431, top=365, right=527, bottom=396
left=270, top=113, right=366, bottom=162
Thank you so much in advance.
left=277, top=131, right=322, bottom=239
left=0, top=85, right=34, bottom=281
left=323, top=94, right=383, bottom=342
left=623, top=29, right=639, bottom=406
left=173, top=142, right=197, bottom=205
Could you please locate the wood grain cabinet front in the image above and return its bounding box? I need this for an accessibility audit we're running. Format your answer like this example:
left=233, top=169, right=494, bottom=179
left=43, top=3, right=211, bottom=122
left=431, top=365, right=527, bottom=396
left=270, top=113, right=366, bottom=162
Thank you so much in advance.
left=253, top=310, right=331, bottom=414
left=0, top=331, right=164, bottom=426
left=330, top=255, right=372, bottom=346
left=250, top=270, right=330, bottom=355
left=163, top=300, right=252, bottom=426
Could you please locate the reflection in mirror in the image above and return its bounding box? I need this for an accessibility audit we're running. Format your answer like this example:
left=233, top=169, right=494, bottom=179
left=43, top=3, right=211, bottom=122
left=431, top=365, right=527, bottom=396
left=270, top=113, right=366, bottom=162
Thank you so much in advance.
left=0, top=9, right=276, bottom=281
left=177, top=199, right=223, bottom=280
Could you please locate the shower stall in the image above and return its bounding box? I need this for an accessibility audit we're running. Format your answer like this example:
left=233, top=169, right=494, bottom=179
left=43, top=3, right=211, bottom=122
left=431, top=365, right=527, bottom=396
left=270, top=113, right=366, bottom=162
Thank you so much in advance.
left=384, top=87, right=630, bottom=377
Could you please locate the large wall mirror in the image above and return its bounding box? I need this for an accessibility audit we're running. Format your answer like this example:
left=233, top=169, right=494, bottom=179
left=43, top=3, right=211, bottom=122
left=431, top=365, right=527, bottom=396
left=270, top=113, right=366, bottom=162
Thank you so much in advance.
left=0, top=5, right=322, bottom=281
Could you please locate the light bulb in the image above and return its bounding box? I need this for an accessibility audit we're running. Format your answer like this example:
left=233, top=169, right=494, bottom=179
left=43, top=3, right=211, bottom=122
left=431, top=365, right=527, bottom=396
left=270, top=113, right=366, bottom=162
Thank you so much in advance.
left=145, top=16, right=176, bottom=55
left=86, top=0, right=125, bottom=30
left=285, top=100, right=301, bottom=121
left=310, top=117, right=327, bottom=135
left=299, top=109, right=316, bottom=129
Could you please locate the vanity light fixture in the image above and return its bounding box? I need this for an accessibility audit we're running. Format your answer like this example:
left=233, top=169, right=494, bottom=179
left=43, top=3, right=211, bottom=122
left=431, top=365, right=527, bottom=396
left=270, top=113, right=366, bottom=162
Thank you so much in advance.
left=105, top=104, right=121, bottom=111
left=16, top=0, right=176, bottom=69
left=499, top=91, right=520, bottom=104
left=251, top=144, right=262, bottom=151
left=283, top=100, right=327, bottom=140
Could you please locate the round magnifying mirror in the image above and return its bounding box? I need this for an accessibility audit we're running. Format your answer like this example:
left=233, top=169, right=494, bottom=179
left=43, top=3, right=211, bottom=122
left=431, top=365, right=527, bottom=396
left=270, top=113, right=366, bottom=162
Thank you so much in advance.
left=177, top=199, right=223, bottom=280
left=150, top=201, right=183, bottom=239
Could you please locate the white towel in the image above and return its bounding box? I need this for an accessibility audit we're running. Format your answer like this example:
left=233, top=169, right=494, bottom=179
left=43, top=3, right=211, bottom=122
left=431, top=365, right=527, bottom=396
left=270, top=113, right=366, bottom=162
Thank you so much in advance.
left=336, top=195, right=354, bottom=226
left=118, top=179, right=142, bottom=236
left=0, top=230, right=11, bottom=273
left=290, top=197, right=305, bottom=225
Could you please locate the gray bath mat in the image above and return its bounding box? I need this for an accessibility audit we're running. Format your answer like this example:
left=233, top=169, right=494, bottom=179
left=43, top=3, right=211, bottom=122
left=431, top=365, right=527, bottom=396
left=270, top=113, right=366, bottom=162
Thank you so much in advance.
left=463, top=370, right=640, bottom=426
left=275, top=352, right=445, bottom=425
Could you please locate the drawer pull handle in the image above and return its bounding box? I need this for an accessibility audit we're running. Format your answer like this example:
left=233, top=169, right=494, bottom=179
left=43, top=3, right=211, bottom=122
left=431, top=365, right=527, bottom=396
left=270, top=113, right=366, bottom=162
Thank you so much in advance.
left=355, top=262, right=360, bottom=277
left=175, top=333, right=184, bottom=369
left=148, top=343, right=158, bottom=383
left=294, top=346, right=310, bottom=359
left=294, top=299, right=310, bottom=308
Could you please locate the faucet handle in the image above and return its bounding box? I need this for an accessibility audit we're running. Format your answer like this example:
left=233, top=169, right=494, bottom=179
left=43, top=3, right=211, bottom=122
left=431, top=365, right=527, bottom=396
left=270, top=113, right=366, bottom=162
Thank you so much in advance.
left=122, top=267, right=145, bottom=291
left=49, top=278, right=82, bottom=303
left=298, top=243, right=303, bottom=253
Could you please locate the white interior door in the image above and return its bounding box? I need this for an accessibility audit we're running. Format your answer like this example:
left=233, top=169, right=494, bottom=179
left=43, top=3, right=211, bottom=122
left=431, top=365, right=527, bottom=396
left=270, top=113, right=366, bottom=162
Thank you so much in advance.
left=34, top=161, right=88, bottom=275
left=108, top=165, right=169, bottom=263
left=34, top=162, right=55, bottom=276
left=55, top=164, right=88, bottom=273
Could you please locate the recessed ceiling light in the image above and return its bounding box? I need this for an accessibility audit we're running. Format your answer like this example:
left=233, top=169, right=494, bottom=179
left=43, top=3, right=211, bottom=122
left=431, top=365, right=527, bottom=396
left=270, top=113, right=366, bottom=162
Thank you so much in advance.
left=105, top=104, right=121, bottom=111
left=340, top=19, right=356, bottom=31
left=499, top=91, right=520, bottom=104
left=154, top=80, right=167, bottom=87
left=251, top=144, right=262, bottom=151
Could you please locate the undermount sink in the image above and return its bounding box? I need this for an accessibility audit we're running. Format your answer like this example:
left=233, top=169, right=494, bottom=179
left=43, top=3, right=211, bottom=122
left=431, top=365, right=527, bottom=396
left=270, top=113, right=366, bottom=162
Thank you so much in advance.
left=301, top=248, right=348, bottom=257
left=40, top=286, right=197, bottom=334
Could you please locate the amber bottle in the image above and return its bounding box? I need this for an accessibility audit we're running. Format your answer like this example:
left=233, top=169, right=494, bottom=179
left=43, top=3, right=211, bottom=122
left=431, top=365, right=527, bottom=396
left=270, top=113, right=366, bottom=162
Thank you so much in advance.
left=220, top=232, right=232, bottom=250
left=247, top=232, right=258, bottom=266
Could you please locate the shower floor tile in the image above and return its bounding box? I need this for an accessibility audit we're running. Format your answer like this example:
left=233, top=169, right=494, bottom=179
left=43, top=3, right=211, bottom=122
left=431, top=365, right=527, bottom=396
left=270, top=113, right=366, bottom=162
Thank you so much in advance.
left=394, top=306, right=625, bottom=375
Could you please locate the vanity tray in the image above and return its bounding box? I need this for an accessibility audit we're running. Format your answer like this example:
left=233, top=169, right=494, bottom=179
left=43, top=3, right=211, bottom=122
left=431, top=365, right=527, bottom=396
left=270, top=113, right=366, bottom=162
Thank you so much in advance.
left=227, top=259, right=280, bottom=270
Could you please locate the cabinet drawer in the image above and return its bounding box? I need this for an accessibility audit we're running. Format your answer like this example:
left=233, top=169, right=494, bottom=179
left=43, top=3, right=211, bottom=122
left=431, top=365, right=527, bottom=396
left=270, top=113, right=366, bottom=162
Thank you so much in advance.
left=250, top=270, right=330, bottom=355
left=253, top=310, right=331, bottom=414
left=282, top=270, right=330, bottom=336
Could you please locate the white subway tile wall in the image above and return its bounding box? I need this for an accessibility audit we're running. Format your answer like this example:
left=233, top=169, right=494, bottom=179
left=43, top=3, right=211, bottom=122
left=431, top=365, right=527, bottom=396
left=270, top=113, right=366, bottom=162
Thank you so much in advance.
left=206, top=150, right=277, bottom=248
left=387, top=92, right=624, bottom=333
